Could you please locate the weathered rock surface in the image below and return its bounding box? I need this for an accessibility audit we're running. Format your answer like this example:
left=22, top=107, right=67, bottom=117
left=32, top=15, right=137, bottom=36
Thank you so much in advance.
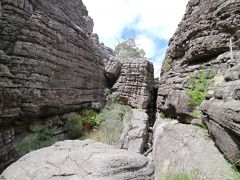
left=104, top=57, right=122, bottom=86
left=157, top=0, right=240, bottom=120
left=202, top=62, right=240, bottom=164
left=116, top=109, right=149, bottom=154
left=1, top=139, right=154, bottom=180
left=153, top=118, right=236, bottom=180
left=113, top=58, right=154, bottom=109
left=0, top=0, right=108, bottom=171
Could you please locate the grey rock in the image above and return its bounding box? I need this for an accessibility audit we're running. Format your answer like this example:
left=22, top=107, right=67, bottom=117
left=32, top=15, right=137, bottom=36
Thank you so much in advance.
left=204, top=119, right=240, bottom=164
left=157, top=0, right=240, bottom=119
left=104, top=57, right=122, bottom=85
left=0, top=0, right=109, bottom=171
left=153, top=119, right=236, bottom=180
left=117, top=109, right=149, bottom=154
left=1, top=139, right=154, bottom=180
left=202, top=63, right=240, bottom=164
left=113, top=58, right=154, bottom=109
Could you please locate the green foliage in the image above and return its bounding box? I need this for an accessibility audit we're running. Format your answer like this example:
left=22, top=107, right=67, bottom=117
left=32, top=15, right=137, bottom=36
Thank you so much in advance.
left=66, top=113, right=83, bottom=139
left=158, top=171, right=200, bottom=180
left=66, top=110, right=101, bottom=139
left=159, top=112, right=166, bottom=118
left=186, top=71, right=213, bottom=107
left=18, top=126, right=59, bottom=154
left=80, top=109, right=101, bottom=127
left=114, top=38, right=146, bottom=60
left=88, top=103, right=132, bottom=145
left=162, top=57, right=173, bottom=73
left=189, top=110, right=202, bottom=119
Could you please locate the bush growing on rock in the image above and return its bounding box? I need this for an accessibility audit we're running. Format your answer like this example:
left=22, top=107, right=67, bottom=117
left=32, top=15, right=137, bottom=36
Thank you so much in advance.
left=186, top=70, right=213, bottom=107
left=66, top=110, right=101, bottom=139
left=66, top=113, right=84, bottom=138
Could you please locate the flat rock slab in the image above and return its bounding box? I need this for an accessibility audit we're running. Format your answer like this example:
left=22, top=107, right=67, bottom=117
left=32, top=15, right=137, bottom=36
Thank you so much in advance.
left=153, top=119, right=236, bottom=180
left=1, top=139, right=154, bottom=180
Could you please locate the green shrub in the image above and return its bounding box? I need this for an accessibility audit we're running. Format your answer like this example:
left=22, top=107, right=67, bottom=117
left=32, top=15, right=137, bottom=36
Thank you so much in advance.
left=80, top=109, right=101, bottom=128
left=18, top=126, right=59, bottom=154
left=66, top=113, right=83, bottom=139
left=88, top=103, right=132, bottom=145
left=189, top=110, right=202, bottom=119
left=186, top=70, right=213, bottom=107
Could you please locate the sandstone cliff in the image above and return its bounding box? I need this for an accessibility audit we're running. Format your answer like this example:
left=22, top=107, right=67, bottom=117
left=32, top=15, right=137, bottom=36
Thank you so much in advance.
left=157, top=0, right=240, bottom=119
left=157, top=0, right=240, bottom=165
left=0, top=0, right=108, bottom=172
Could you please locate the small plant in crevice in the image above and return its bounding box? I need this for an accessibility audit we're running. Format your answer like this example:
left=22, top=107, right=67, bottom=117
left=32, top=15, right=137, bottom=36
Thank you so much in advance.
left=189, top=110, right=202, bottom=119
left=17, top=125, right=60, bottom=154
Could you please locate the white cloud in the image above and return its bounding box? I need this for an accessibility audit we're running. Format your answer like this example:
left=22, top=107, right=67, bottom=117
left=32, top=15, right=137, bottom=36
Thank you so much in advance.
left=82, top=0, right=189, bottom=75
left=135, top=35, right=155, bottom=58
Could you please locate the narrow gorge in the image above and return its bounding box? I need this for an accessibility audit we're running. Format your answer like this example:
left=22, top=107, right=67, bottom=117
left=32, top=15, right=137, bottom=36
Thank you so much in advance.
left=0, top=0, right=240, bottom=179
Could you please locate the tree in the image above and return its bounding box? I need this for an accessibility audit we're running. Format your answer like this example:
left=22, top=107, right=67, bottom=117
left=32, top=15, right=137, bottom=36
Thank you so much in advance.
left=114, top=38, right=146, bottom=60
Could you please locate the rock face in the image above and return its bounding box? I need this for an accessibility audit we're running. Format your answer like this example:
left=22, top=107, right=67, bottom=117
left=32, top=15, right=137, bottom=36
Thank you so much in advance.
left=153, top=119, right=236, bottom=180
left=157, top=0, right=240, bottom=119
left=1, top=139, right=154, bottom=180
left=113, top=58, right=154, bottom=109
left=202, top=62, right=240, bottom=164
left=0, top=0, right=107, bottom=171
left=104, top=57, right=122, bottom=86
left=116, top=109, right=149, bottom=154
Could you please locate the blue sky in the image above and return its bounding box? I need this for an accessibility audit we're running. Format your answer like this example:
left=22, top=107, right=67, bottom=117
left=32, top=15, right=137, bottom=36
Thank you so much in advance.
left=82, top=0, right=189, bottom=76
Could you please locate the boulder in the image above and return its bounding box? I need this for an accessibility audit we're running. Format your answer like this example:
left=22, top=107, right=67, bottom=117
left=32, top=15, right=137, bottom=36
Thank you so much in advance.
left=153, top=119, right=236, bottom=180
left=113, top=58, right=154, bottom=109
left=104, top=57, right=122, bottom=85
left=116, top=109, right=149, bottom=154
left=1, top=139, right=154, bottom=180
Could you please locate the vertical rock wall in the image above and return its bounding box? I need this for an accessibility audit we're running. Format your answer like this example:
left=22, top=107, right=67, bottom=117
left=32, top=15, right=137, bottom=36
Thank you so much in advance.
left=0, top=0, right=107, bottom=171
left=157, top=0, right=240, bottom=164
left=157, top=0, right=240, bottom=119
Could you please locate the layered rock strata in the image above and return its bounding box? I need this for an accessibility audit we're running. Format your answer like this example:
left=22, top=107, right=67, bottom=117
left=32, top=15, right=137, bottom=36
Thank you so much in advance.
left=1, top=139, right=154, bottom=180
left=157, top=0, right=240, bottom=120
left=113, top=58, right=154, bottom=109
left=0, top=0, right=107, bottom=171
left=202, top=62, right=240, bottom=164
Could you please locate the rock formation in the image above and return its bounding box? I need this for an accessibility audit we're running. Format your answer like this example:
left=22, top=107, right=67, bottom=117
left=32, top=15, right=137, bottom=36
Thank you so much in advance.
left=1, top=139, right=154, bottom=180
left=113, top=58, right=154, bottom=109
left=157, top=0, right=240, bottom=120
left=202, top=62, right=240, bottom=164
left=104, top=57, right=122, bottom=86
left=116, top=109, right=149, bottom=154
left=153, top=118, right=236, bottom=180
left=0, top=0, right=108, bottom=172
